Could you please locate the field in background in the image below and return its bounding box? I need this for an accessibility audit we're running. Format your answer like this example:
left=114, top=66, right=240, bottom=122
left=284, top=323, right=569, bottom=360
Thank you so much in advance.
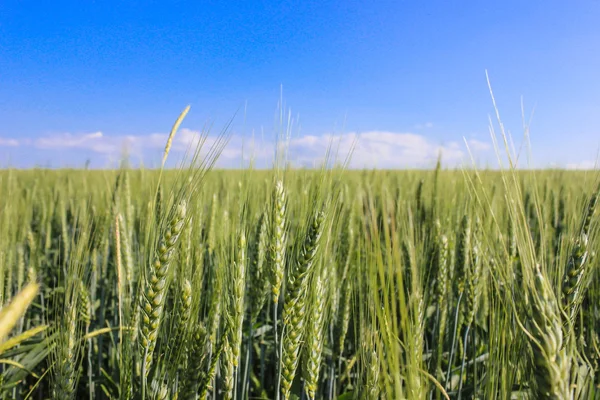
left=1, top=164, right=599, bottom=399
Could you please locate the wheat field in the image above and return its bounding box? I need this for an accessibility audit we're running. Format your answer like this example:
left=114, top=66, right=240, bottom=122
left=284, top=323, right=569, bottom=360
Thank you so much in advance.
left=1, top=116, right=600, bottom=400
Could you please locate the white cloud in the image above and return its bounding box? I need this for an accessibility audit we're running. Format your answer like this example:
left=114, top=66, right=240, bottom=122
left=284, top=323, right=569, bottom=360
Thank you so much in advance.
left=34, top=132, right=117, bottom=152
left=10, top=129, right=272, bottom=167
left=566, top=160, right=598, bottom=170
left=288, top=131, right=470, bottom=168
left=466, top=139, right=491, bottom=152
left=31, top=131, right=175, bottom=155
left=0, top=138, right=19, bottom=147
left=1, top=129, right=493, bottom=169
left=414, top=122, right=434, bottom=129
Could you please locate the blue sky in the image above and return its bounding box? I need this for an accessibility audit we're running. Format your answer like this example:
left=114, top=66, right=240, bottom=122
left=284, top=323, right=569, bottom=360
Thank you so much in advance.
left=1, top=1, right=599, bottom=168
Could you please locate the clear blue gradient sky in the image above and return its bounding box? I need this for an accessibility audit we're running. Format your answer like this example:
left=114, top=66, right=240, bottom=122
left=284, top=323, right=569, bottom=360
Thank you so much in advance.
left=1, top=1, right=599, bottom=168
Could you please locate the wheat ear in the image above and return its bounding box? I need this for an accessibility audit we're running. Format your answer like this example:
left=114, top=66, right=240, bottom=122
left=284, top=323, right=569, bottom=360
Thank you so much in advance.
left=138, top=200, right=187, bottom=378
left=280, top=210, right=325, bottom=400
left=302, top=272, right=327, bottom=399
left=527, top=264, right=571, bottom=399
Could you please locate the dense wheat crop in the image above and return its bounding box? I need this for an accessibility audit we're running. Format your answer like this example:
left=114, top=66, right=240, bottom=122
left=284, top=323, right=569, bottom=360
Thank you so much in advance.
left=1, top=120, right=600, bottom=399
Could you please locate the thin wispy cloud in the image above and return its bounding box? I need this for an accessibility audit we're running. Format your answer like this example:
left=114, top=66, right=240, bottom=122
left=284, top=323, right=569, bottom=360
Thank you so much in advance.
left=0, top=138, right=19, bottom=147
left=566, top=160, right=598, bottom=170
left=414, top=122, right=434, bottom=129
left=466, top=139, right=491, bottom=152
left=35, top=132, right=110, bottom=151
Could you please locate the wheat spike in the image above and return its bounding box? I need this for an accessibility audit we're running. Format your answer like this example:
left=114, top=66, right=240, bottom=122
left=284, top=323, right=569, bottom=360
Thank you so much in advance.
left=269, top=180, right=287, bottom=304
left=280, top=210, right=325, bottom=400
left=138, top=200, right=187, bottom=377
